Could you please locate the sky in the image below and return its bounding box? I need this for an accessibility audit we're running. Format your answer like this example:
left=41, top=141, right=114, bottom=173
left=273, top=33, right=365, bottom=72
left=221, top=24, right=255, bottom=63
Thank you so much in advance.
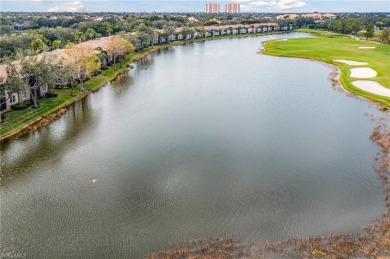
left=1, top=0, right=389, bottom=13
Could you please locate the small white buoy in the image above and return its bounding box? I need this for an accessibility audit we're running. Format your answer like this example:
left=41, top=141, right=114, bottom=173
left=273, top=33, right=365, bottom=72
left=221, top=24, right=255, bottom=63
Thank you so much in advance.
left=91, top=178, right=98, bottom=184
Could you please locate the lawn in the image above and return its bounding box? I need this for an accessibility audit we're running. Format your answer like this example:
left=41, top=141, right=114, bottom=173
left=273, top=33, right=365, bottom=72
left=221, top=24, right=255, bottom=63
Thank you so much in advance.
left=0, top=56, right=132, bottom=139
left=264, top=30, right=390, bottom=106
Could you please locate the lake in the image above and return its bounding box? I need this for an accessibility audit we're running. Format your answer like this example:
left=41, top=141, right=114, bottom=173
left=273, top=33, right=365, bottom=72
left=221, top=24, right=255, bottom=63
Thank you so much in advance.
left=0, top=33, right=385, bottom=258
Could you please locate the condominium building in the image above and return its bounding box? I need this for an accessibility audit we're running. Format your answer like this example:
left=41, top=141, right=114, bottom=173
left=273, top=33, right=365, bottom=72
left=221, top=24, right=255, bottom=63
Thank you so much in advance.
left=276, top=14, right=300, bottom=20
left=224, top=2, right=240, bottom=13
left=302, top=12, right=322, bottom=19
left=204, top=2, right=220, bottom=13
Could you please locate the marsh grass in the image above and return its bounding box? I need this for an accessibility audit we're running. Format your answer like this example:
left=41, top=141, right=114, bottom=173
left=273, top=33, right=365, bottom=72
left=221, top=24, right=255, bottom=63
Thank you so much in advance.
left=147, top=112, right=390, bottom=258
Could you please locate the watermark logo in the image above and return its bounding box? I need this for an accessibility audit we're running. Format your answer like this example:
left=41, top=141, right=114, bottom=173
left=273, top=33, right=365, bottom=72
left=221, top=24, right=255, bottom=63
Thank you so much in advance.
left=0, top=252, right=27, bottom=258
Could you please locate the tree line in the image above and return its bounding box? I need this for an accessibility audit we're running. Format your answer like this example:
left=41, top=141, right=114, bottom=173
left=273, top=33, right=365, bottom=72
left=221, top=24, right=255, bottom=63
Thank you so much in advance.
left=2, top=13, right=389, bottom=62
left=284, top=16, right=390, bottom=43
left=0, top=36, right=135, bottom=122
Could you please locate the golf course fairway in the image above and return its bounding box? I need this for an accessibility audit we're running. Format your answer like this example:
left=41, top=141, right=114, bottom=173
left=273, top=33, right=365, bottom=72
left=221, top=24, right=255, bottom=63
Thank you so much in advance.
left=263, top=30, right=390, bottom=107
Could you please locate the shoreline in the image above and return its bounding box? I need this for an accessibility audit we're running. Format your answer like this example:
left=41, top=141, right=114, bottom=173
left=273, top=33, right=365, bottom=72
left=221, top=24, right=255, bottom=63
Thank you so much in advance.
left=261, top=50, right=389, bottom=111
left=2, top=30, right=389, bottom=257
left=0, top=66, right=128, bottom=142
left=261, top=32, right=390, bottom=108
left=148, top=32, right=390, bottom=257
left=0, top=30, right=287, bottom=142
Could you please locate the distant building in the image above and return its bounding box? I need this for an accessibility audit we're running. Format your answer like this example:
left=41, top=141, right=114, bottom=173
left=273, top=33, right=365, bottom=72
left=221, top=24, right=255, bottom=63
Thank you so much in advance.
left=224, top=3, right=240, bottom=13
left=276, top=14, right=300, bottom=20
left=188, top=16, right=199, bottom=23
left=204, top=2, right=220, bottom=13
left=322, top=13, right=337, bottom=19
left=302, top=12, right=322, bottom=19
left=301, top=12, right=336, bottom=20
left=209, top=18, right=221, bottom=24
left=374, top=22, right=385, bottom=30
left=93, top=16, right=104, bottom=21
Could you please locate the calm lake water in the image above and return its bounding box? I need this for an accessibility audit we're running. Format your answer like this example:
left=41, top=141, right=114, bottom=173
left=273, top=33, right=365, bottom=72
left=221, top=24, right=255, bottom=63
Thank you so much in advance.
left=0, top=33, right=385, bottom=258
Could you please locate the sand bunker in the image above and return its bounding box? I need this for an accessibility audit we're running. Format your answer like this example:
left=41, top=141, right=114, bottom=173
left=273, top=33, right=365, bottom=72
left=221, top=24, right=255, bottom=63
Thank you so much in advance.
left=352, top=80, right=390, bottom=98
left=350, top=67, right=377, bottom=78
left=277, top=39, right=288, bottom=41
left=359, top=47, right=376, bottom=49
left=333, top=59, right=368, bottom=65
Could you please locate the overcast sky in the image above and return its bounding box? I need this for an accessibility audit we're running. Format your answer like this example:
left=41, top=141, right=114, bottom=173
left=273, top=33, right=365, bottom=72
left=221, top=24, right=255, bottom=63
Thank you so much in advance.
left=1, top=0, right=389, bottom=13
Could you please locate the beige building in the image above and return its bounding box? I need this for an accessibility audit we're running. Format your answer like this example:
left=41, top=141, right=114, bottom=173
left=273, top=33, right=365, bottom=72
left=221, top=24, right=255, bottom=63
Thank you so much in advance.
left=276, top=14, right=300, bottom=20
left=224, top=2, right=240, bottom=13
left=301, top=12, right=336, bottom=20
left=204, top=2, right=220, bottom=13
left=188, top=16, right=199, bottom=23
left=322, top=13, right=337, bottom=19
left=302, top=13, right=322, bottom=19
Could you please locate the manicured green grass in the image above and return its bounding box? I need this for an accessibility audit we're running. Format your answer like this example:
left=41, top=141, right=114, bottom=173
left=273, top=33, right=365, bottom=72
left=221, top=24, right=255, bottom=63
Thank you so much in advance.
left=0, top=57, right=132, bottom=138
left=0, top=90, right=74, bottom=137
left=264, top=30, right=390, bottom=107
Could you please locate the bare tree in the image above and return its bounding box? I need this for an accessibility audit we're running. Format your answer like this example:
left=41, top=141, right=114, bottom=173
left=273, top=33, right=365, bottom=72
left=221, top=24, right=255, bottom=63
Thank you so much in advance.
left=61, top=61, right=78, bottom=96
left=106, top=37, right=135, bottom=71
left=64, top=43, right=101, bottom=91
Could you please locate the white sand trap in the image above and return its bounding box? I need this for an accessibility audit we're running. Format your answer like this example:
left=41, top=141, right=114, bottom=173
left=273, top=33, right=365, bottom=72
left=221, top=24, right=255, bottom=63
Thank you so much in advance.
left=352, top=80, right=390, bottom=98
left=276, top=39, right=288, bottom=41
left=350, top=67, right=377, bottom=78
left=358, top=47, right=375, bottom=49
left=333, top=59, right=368, bottom=65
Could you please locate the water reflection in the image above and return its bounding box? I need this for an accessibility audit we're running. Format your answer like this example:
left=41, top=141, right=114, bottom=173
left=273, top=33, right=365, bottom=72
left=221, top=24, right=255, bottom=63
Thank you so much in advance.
left=111, top=72, right=134, bottom=97
left=0, top=98, right=94, bottom=184
left=0, top=33, right=385, bottom=258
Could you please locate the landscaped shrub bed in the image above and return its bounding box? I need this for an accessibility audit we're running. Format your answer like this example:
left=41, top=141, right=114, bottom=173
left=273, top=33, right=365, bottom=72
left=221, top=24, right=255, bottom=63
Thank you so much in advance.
left=11, top=103, right=28, bottom=110
left=46, top=92, right=58, bottom=98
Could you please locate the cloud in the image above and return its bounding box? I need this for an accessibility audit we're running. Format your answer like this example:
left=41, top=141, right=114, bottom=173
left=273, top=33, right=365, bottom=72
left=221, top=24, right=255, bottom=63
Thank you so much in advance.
left=48, top=1, right=88, bottom=12
left=233, top=0, right=253, bottom=3
left=237, top=0, right=307, bottom=11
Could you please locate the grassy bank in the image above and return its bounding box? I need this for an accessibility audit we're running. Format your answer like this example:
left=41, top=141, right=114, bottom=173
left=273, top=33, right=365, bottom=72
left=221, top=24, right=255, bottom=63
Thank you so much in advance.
left=263, top=29, right=390, bottom=107
left=0, top=56, right=132, bottom=140
left=0, top=30, right=287, bottom=140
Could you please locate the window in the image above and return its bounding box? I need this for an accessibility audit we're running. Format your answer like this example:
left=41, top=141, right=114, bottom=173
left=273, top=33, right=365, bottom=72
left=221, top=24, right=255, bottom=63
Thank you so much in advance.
left=10, top=94, right=16, bottom=103
left=21, top=91, right=27, bottom=99
left=41, top=85, right=47, bottom=92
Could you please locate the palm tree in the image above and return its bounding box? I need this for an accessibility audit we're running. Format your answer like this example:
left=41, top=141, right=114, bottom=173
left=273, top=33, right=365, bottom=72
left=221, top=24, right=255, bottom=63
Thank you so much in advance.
left=85, top=28, right=96, bottom=40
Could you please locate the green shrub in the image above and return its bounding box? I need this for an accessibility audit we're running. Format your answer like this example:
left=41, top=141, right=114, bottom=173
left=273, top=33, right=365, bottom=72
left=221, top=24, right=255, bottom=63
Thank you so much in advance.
left=46, top=92, right=58, bottom=98
left=23, top=100, right=32, bottom=106
left=26, top=99, right=39, bottom=107
left=11, top=103, right=28, bottom=110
